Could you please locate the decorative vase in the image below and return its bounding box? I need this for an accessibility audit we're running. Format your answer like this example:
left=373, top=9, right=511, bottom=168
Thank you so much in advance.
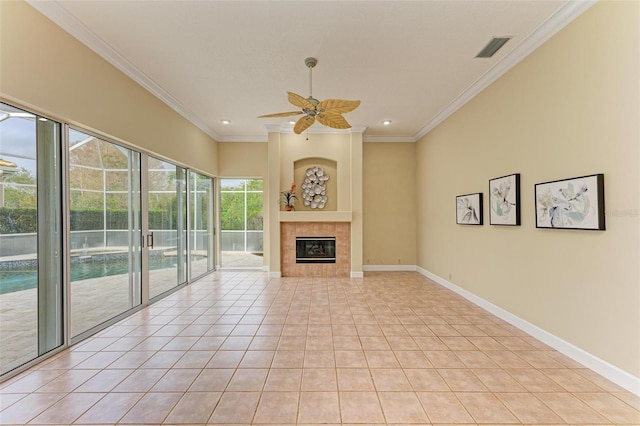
left=285, top=205, right=293, bottom=211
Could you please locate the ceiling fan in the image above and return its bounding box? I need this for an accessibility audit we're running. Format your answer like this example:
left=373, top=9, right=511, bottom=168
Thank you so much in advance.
left=258, top=57, right=361, bottom=134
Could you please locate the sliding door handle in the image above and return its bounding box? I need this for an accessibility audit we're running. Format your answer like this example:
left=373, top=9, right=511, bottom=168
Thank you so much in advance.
left=146, top=232, right=154, bottom=249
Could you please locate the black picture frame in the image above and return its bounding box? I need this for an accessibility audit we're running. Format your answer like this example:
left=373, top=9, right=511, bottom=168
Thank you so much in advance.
left=534, top=173, right=605, bottom=230
left=456, top=193, right=483, bottom=225
left=489, top=173, right=521, bottom=226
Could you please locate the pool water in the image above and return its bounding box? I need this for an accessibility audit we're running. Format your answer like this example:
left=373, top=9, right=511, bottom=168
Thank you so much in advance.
left=0, top=256, right=186, bottom=295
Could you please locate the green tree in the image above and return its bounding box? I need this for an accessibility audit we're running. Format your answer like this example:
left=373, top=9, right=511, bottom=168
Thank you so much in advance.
left=221, top=192, right=244, bottom=230
left=246, top=192, right=263, bottom=230
left=220, top=179, right=263, bottom=231
left=3, top=167, right=36, bottom=208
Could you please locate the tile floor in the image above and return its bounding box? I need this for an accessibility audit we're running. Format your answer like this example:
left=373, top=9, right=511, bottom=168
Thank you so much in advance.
left=1, top=258, right=211, bottom=371
left=0, top=271, right=639, bottom=425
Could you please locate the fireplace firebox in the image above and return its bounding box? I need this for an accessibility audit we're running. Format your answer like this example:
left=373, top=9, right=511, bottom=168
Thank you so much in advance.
left=296, top=237, right=336, bottom=263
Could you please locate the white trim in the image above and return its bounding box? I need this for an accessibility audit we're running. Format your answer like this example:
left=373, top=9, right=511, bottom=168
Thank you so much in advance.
left=28, top=1, right=595, bottom=144
left=263, top=124, right=366, bottom=136
left=268, top=271, right=282, bottom=278
left=230, top=129, right=417, bottom=144
left=219, top=136, right=268, bottom=143
left=350, top=271, right=364, bottom=278
left=25, top=0, right=223, bottom=143
left=363, top=264, right=417, bottom=272
left=263, top=124, right=283, bottom=134
left=416, top=267, right=640, bottom=396
left=412, top=0, right=596, bottom=141
left=363, top=136, right=416, bottom=143
left=215, top=127, right=416, bottom=142
left=262, top=265, right=269, bottom=272
left=219, top=266, right=262, bottom=271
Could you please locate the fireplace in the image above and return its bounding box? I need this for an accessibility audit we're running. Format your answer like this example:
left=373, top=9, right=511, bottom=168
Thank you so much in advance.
left=281, top=222, right=349, bottom=277
left=296, top=237, right=336, bottom=263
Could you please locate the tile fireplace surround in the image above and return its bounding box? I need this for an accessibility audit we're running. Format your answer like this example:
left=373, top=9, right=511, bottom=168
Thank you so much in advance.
left=281, top=222, right=350, bottom=277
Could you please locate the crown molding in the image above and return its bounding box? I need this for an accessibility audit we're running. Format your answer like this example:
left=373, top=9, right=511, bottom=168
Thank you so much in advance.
left=261, top=124, right=367, bottom=136
left=363, top=135, right=417, bottom=143
left=350, top=125, right=367, bottom=134
left=26, top=0, right=223, bottom=143
left=218, top=136, right=268, bottom=143
left=28, top=0, right=595, bottom=145
left=413, top=0, right=597, bottom=142
left=221, top=128, right=416, bottom=143
left=263, top=124, right=283, bottom=134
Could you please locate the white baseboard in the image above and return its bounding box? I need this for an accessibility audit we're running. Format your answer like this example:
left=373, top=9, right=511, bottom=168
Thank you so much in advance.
left=266, top=270, right=363, bottom=278
left=266, top=270, right=365, bottom=278
left=262, top=266, right=269, bottom=272
left=219, top=266, right=262, bottom=271
left=363, top=265, right=417, bottom=272
left=417, top=267, right=640, bottom=396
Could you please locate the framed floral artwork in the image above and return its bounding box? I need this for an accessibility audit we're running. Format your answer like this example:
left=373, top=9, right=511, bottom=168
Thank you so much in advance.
left=489, top=173, right=520, bottom=226
left=535, top=174, right=605, bottom=230
left=456, top=193, right=483, bottom=225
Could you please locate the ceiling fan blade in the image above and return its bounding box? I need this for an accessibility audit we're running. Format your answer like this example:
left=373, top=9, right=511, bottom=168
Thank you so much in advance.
left=317, top=99, right=361, bottom=114
left=257, top=111, right=303, bottom=118
left=293, top=115, right=315, bottom=134
left=317, top=113, right=351, bottom=129
left=288, top=92, right=314, bottom=110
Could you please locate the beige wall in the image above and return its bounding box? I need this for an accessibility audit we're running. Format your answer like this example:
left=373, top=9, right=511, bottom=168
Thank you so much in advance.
left=217, top=142, right=268, bottom=178
left=0, top=1, right=218, bottom=175
left=416, top=1, right=639, bottom=376
left=221, top=138, right=416, bottom=273
left=363, top=143, right=416, bottom=266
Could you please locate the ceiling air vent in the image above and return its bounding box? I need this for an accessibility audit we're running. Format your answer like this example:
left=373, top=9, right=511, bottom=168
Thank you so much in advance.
left=476, top=37, right=511, bottom=58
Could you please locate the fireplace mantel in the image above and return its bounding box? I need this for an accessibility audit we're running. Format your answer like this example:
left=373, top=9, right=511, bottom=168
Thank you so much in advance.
left=279, top=211, right=352, bottom=222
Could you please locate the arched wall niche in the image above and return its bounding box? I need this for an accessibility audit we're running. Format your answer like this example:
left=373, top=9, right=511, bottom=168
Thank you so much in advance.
left=293, top=157, right=338, bottom=211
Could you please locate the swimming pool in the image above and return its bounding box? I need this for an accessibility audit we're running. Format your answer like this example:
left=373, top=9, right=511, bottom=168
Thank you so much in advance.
left=0, top=256, right=188, bottom=295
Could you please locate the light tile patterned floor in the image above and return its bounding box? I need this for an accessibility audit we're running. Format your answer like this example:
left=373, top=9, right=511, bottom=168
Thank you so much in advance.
left=1, top=271, right=639, bottom=425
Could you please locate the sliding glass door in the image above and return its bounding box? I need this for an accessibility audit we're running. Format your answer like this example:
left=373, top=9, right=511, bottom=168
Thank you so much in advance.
left=1, top=103, right=216, bottom=379
left=68, top=129, right=142, bottom=338
left=148, top=157, right=187, bottom=299
left=190, top=171, right=215, bottom=279
left=0, top=103, right=62, bottom=375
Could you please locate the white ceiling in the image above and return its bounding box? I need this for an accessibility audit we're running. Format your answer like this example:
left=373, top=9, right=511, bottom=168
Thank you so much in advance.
left=29, top=0, right=594, bottom=142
